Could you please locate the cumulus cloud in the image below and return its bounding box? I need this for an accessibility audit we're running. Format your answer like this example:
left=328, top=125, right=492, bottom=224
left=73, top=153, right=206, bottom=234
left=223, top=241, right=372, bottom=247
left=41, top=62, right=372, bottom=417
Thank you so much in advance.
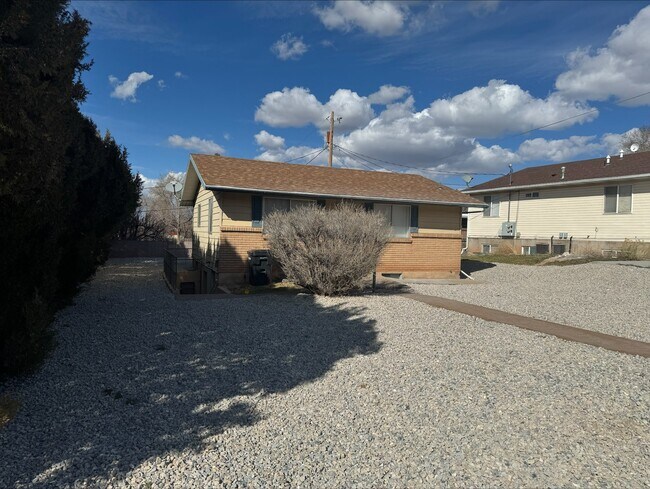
left=428, top=80, right=596, bottom=138
left=255, top=86, right=374, bottom=133
left=314, top=0, right=407, bottom=37
left=168, top=135, right=225, bottom=154
left=367, top=84, right=410, bottom=105
left=174, top=71, right=187, bottom=79
left=109, top=71, right=154, bottom=101
left=255, top=130, right=286, bottom=150
left=157, top=79, right=166, bottom=90
left=517, top=136, right=603, bottom=162
left=271, top=33, right=308, bottom=60
left=555, top=5, right=650, bottom=105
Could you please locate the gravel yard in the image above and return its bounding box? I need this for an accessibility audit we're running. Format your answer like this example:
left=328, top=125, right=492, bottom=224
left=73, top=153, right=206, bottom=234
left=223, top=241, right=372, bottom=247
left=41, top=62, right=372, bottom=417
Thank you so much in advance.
left=412, top=260, right=650, bottom=343
left=1, top=258, right=648, bottom=488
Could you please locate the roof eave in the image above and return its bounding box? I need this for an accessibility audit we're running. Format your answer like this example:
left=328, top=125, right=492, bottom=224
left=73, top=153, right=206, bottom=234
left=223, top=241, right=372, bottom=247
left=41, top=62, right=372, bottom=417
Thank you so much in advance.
left=205, top=184, right=486, bottom=207
left=464, top=172, right=650, bottom=194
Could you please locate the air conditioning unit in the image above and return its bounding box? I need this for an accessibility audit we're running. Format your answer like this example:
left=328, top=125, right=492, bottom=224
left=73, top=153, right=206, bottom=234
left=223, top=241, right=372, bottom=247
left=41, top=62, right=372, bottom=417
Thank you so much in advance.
left=499, top=221, right=516, bottom=237
left=558, top=232, right=569, bottom=239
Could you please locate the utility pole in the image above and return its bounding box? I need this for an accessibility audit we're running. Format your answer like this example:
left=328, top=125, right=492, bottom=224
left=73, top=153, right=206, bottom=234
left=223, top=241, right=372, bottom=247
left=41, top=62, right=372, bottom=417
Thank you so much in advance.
left=327, top=110, right=335, bottom=167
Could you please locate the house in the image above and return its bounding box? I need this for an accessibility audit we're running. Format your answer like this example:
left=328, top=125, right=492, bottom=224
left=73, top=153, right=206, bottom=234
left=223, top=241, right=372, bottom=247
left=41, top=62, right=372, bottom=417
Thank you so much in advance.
left=464, top=151, right=650, bottom=256
left=178, top=154, right=483, bottom=291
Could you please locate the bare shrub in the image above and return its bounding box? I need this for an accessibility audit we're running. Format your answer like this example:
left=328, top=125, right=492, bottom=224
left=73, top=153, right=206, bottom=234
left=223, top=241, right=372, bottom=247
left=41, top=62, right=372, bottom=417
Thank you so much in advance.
left=264, top=202, right=390, bottom=295
left=621, top=239, right=650, bottom=260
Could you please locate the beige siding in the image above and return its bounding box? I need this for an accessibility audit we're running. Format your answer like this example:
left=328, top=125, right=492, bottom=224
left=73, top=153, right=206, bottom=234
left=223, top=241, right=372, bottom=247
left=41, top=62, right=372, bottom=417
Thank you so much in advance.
left=221, top=192, right=252, bottom=227
left=418, top=205, right=461, bottom=234
left=468, top=178, right=650, bottom=241
left=193, top=188, right=221, bottom=257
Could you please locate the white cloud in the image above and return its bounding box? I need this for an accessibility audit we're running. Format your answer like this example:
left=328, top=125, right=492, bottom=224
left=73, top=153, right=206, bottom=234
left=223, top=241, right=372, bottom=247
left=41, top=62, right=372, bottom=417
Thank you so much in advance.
left=157, top=79, right=166, bottom=90
left=255, top=130, right=286, bottom=150
left=223, top=132, right=231, bottom=141
left=109, top=71, right=154, bottom=101
left=517, top=136, right=603, bottom=162
left=314, top=0, right=407, bottom=37
left=271, top=33, right=308, bottom=60
left=174, top=71, right=187, bottom=79
left=428, top=79, right=596, bottom=138
left=367, top=84, right=410, bottom=105
left=167, top=135, right=225, bottom=154
left=555, top=5, right=650, bottom=105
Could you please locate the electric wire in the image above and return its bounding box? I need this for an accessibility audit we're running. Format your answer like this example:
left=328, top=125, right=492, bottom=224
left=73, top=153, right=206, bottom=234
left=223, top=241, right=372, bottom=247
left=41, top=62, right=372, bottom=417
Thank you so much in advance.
left=304, top=147, right=328, bottom=165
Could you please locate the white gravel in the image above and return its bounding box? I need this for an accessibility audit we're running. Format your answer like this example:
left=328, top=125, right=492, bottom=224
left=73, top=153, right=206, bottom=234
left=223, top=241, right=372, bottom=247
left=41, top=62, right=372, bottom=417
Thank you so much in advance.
left=411, top=260, right=650, bottom=343
left=0, top=258, right=648, bottom=488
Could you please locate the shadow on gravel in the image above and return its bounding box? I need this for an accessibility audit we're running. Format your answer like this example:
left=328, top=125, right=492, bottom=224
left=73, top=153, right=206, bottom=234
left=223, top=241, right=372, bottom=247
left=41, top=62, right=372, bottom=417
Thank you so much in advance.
left=461, top=259, right=497, bottom=275
left=0, top=260, right=381, bottom=487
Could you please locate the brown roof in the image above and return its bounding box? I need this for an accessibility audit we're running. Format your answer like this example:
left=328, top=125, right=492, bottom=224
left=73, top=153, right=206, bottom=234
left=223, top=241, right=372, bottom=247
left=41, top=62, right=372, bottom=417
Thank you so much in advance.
left=185, top=154, right=482, bottom=206
left=468, top=151, right=650, bottom=193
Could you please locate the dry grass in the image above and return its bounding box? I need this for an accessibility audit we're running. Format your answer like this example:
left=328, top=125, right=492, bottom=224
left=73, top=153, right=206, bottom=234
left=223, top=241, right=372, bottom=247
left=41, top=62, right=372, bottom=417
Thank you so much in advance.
left=466, top=254, right=550, bottom=265
left=621, top=239, right=650, bottom=260
left=0, top=394, right=20, bottom=429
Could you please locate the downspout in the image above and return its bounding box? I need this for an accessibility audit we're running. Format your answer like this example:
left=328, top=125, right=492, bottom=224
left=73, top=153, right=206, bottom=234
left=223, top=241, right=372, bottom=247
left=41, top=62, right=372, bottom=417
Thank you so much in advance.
left=461, top=210, right=470, bottom=255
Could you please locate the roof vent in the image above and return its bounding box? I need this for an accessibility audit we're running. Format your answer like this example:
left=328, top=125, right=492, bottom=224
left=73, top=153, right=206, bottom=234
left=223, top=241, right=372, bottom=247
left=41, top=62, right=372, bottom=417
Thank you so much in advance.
left=619, top=149, right=624, bottom=158
left=605, top=155, right=611, bottom=165
left=560, top=166, right=566, bottom=180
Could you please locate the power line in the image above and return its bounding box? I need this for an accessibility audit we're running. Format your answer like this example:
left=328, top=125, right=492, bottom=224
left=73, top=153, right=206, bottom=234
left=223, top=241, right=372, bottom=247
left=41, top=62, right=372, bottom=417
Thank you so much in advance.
left=336, top=144, right=503, bottom=176
left=304, top=147, right=328, bottom=165
left=285, top=148, right=326, bottom=162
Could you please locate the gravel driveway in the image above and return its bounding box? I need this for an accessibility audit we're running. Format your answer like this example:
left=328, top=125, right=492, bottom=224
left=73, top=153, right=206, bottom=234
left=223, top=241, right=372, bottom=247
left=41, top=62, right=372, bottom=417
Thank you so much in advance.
left=411, top=260, right=650, bottom=342
left=0, top=258, right=648, bottom=488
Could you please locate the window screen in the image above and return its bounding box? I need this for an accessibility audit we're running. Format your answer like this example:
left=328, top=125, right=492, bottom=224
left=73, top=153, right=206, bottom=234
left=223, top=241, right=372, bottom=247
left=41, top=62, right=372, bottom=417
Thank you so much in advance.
left=483, top=195, right=499, bottom=216
left=618, top=185, right=632, bottom=213
left=604, top=186, right=618, bottom=213
left=264, top=198, right=290, bottom=217
left=391, top=205, right=410, bottom=238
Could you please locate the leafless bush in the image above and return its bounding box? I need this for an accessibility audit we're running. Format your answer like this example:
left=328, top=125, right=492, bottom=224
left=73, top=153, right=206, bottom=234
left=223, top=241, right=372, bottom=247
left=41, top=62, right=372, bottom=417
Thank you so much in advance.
left=264, top=202, right=390, bottom=295
left=621, top=239, right=650, bottom=260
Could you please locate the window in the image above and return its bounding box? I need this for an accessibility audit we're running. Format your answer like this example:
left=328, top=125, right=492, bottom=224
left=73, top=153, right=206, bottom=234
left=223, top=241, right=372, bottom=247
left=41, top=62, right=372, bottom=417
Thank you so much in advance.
left=482, top=244, right=492, bottom=254
left=374, top=203, right=410, bottom=237
left=604, top=185, right=632, bottom=214
left=197, top=203, right=202, bottom=228
left=535, top=244, right=549, bottom=254
left=522, top=246, right=535, bottom=255
left=483, top=195, right=500, bottom=217
left=263, top=197, right=316, bottom=219
left=208, top=198, right=213, bottom=234
left=553, top=244, right=566, bottom=255
left=525, top=192, right=540, bottom=198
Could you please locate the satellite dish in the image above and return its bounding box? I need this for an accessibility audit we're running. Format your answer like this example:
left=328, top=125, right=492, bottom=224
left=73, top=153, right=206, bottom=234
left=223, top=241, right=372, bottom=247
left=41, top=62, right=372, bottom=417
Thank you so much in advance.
left=461, top=174, right=474, bottom=186
left=165, top=181, right=183, bottom=195
left=630, top=143, right=639, bottom=153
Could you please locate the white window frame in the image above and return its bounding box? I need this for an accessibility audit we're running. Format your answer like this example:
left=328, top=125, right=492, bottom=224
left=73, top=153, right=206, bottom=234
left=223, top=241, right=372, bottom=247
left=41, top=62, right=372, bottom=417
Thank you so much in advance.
left=374, top=203, right=411, bottom=238
left=483, top=195, right=500, bottom=217
left=604, top=185, right=633, bottom=214
left=482, top=244, right=492, bottom=254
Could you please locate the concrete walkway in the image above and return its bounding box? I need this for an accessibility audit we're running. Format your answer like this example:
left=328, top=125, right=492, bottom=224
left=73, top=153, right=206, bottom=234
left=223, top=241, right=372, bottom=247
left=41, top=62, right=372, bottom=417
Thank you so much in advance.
left=406, top=293, right=650, bottom=358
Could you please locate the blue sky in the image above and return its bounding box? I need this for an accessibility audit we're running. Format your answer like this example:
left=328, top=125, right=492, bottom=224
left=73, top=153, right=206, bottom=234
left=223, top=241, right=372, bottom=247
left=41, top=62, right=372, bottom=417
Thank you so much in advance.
left=72, top=1, right=650, bottom=188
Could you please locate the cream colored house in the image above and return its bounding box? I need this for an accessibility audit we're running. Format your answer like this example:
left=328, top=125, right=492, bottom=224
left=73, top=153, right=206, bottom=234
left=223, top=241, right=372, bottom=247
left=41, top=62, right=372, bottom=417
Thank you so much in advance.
left=176, top=154, right=483, bottom=292
left=464, top=151, right=650, bottom=256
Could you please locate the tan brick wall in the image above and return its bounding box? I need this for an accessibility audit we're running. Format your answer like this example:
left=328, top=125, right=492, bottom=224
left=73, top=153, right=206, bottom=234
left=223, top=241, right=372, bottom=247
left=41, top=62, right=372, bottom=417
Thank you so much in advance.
left=219, top=227, right=268, bottom=279
left=377, top=232, right=462, bottom=278
left=218, top=226, right=462, bottom=282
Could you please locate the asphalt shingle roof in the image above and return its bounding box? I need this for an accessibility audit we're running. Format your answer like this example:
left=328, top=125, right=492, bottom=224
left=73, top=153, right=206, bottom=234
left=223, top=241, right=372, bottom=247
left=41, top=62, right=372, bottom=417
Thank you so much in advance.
left=190, top=154, right=483, bottom=206
left=468, top=151, right=650, bottom=192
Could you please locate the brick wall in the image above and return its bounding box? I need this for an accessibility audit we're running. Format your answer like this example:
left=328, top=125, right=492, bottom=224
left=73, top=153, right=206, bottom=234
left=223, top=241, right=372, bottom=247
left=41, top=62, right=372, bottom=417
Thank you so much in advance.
left=377, top=233, right=462, bottom=278
left=218, top=226, right=462, bottom=283
left=219, top=226, right=268, bottom=276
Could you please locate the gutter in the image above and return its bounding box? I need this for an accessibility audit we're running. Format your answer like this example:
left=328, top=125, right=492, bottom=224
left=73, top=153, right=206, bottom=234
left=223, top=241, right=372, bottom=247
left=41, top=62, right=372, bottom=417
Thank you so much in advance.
left=204, top=184, right=487, bottom=208
left=464, top=172, right=650, bottom=194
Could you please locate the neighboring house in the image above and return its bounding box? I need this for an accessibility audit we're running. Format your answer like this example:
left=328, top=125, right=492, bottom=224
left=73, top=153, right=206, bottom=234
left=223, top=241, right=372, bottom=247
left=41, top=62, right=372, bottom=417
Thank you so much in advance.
left=464, top=151, right=650, bottom=255
left=178, top=154, right=483, bottom=291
